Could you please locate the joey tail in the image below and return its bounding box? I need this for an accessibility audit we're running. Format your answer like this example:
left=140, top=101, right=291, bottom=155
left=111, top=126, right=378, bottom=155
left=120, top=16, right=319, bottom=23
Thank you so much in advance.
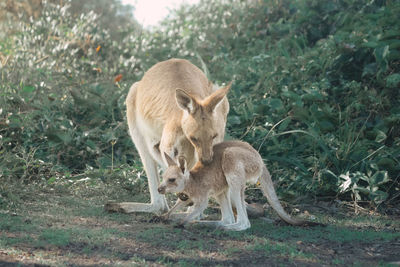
left=259, top=165, right=322, bottom=226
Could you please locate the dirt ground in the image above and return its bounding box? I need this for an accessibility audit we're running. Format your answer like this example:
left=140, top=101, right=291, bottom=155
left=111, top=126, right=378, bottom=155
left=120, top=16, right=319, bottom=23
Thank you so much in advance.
left=0, top=180, right=399, bottom=267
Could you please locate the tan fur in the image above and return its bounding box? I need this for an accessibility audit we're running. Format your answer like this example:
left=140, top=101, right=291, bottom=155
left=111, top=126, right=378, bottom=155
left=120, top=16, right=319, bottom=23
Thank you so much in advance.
left=158, top=141, right=308, bottom=231
left=120, top=59, right=230, bottom=214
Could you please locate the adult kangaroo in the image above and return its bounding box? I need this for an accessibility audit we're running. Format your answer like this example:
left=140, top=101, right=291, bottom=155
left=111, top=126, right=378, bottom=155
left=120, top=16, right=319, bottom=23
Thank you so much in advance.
left=107, top=58, right=230, bottom=214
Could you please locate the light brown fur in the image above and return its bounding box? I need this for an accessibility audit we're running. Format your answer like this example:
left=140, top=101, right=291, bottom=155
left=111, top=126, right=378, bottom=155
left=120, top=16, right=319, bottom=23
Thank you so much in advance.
left=112, top=59, right=230, bottom=214
left=158, top=140, right=309, bottom=231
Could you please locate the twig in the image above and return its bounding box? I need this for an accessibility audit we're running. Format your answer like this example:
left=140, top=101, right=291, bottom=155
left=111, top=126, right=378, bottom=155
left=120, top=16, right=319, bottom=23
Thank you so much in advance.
left=0, top=55, right=10, bottom=67
left=349, top=145, right=385, bottom=171
left=34, top=55, right=49, bottom=64
left=239, top=117, right=256, bottom=140
left=257, top=116, right=291, bottom=151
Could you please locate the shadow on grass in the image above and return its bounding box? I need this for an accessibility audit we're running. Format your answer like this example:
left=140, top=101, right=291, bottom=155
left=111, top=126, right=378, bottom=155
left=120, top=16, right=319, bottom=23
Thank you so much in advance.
left=1, top=184, right=399, bottom=266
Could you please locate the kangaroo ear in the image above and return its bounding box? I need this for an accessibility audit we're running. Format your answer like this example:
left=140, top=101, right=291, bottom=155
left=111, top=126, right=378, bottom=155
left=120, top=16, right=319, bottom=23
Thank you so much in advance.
left=164, top=152, right=176, bottom=167
left=178, top=156, right=187, bottom=174
left=176, top=89, right=199, bottom=114
left=203, top=82, right=231, bottom=112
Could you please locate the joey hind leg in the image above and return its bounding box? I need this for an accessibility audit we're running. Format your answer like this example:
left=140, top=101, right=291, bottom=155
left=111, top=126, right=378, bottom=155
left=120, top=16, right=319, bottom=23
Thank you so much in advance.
left=216, top=190, right=235, bottom=225
left=224, top=176, right=251, bottom=231
left=192, top=191, right=235, bottom=228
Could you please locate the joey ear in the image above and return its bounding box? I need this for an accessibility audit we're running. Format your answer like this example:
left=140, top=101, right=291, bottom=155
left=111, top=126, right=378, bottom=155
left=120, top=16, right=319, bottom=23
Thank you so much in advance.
left=203, top=82, right=232, bottom=112
left=176, top=89, right=198, bottom=114
left=164, top=152, right=176, bottom=167
left=178, top=156, right=187, bottom=174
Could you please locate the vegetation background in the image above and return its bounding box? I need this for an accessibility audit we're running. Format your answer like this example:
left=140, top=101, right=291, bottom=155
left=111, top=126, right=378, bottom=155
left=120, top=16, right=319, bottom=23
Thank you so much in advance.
left=1, top=0, right=398, bottom=210
left=0, top=0, right=399, bottom=265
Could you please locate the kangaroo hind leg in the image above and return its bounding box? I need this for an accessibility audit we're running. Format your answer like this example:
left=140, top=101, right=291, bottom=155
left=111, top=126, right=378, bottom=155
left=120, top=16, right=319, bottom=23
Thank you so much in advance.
left=223, top=172, right=250, bottom=231
left=221, top=149, right=251, bottom=231
left=105, top=82, right=168, bottom=214
left=194, top=190, right=235, bottom=228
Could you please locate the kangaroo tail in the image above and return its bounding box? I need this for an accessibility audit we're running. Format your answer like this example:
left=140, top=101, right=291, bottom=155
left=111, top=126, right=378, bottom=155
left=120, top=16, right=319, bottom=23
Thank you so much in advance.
left=259, top=165, right=306, bottom=226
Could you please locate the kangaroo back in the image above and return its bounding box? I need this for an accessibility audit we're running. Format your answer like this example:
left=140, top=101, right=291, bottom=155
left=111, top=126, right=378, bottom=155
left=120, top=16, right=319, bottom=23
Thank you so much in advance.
left=135, top=59, right=212, bottom=123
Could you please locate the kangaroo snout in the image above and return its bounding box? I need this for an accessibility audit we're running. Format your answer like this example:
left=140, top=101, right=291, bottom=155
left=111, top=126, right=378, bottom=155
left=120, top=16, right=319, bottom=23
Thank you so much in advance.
left=158, top=186, right=166, bottom=194
left=201, top=157, right=213, bottom=165
left=200, top=152, right=213, bottom=165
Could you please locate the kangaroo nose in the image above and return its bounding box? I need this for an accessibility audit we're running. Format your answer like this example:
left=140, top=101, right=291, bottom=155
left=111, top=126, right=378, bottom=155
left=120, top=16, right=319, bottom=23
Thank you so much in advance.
left=200, top=153, right=213, bottom=165
left=158, top=186, right=165, bottom=194
left=201, top=158, right=213, bottom=165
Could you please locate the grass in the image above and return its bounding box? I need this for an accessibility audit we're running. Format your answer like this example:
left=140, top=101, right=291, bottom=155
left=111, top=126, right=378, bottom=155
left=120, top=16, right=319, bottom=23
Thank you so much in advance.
left=0, top=177, right=399, bottom=266
left=246, top=237, right=317, bottom=263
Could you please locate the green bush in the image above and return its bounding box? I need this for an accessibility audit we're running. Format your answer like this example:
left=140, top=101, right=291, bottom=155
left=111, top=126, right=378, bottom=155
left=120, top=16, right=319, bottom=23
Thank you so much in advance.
left=160, top=0, right=400, bottom=207
left=0, top=2, right=139, bottom=177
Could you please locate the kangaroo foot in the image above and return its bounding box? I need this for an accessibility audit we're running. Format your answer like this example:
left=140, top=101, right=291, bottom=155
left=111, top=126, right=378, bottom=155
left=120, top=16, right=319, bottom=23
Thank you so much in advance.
left=104, top=201, right=169, bottom=215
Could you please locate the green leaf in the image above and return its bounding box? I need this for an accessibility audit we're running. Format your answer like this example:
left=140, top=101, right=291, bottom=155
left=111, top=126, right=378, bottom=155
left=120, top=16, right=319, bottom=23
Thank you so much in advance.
left=318, top=120, right=335, bottom=132
left=370, top=171, right=389, bottom=186
left=375, top=130, right=387, bottom=143
left=278, top=118, right=291, bottom=131
left=377, top=158, right=397, bottom=172
left=386, top=73, right=400, bottom=88
left=369, top=190, right=388, bottom=204
left=282, top=90, right=301, bottom=100
left=301, top=90, right=324, bottom=102
left=268, top=98, right=283, bottom=111
left=362, top=63, right=377, bottom=77
left=373, top=45, right=389, bottom=70
left=47, top=177, right=56, bottom=185
left=22, top=85, right=35, bottom=93
left=228, top=116, right=241, bottom=125
left=355, top=186, right=371, bottom=194
left=320, top=169, right=338, bottom=184
left=362, top=41, right=379, bottom=48
left=282, top=90, right=303, bottom=107
left=86, top=140, right=97, bottom=150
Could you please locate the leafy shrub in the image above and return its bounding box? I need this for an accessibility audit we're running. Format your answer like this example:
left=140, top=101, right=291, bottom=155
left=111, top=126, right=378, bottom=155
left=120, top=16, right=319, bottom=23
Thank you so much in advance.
left=0, top=2, right=140, bottom=177
left=150, top=0, right=400, bottom=207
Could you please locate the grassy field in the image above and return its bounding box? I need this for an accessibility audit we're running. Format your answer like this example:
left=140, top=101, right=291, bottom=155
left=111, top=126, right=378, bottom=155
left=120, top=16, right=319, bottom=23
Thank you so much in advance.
left=1, top=176, right=399, bottom=267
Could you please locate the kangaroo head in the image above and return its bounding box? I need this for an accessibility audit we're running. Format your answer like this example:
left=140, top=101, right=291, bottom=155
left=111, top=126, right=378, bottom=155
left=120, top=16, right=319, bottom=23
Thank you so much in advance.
left=158, top=153, right=188, bottom=194
left=176, top=83, right=231, bottom=164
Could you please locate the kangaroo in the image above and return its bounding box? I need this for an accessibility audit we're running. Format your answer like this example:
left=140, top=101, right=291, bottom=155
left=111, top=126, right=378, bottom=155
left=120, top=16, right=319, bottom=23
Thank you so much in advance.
left=105, top=59, right=230, bottom=214
left=158, top=140, right=311, bottom=231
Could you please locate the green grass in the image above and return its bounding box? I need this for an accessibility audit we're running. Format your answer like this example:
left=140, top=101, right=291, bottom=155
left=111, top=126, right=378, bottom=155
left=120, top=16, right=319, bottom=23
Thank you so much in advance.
left=0, top=178, right=399, bottom=266
left=246, top=220, right=400, bottom=243
left=37, top=229, right=72, bottom=248
left=246, top=237, right=317, bottom=263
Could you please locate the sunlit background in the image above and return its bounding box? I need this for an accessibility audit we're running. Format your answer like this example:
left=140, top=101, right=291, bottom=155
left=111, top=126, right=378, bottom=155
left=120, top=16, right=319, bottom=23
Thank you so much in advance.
left=122, top=0, right=200, bottom=27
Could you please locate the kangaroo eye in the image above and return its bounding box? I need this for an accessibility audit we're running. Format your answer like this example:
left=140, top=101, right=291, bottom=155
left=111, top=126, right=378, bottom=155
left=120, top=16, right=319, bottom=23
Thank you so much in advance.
left=168, top=178, right=176, bottom=183
left=190, top=137, right=198, bottom=144
left=212, top=133, right=218, bottom=139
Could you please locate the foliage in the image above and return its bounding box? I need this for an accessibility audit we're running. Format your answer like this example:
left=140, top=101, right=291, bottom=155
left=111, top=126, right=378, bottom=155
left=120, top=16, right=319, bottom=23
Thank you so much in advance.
left=0, top=2, right=140, bottom=176
left=152, top=0, right=400, bottom=207
left=0, top=0, right=399, bottom=208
